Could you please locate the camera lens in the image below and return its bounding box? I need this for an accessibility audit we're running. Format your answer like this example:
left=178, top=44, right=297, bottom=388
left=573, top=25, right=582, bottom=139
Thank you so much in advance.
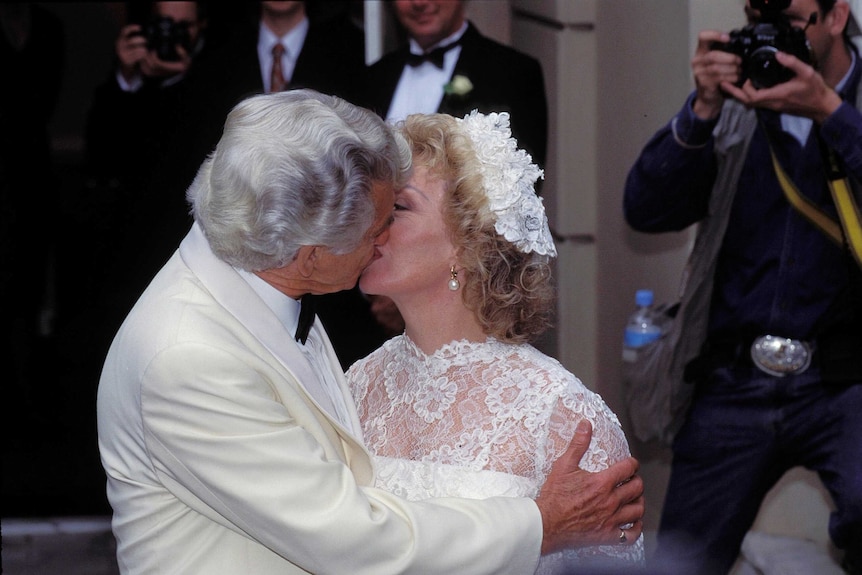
left=746, top=46, right=794, bottom=89
left=144, top=16, right=191, bottom=62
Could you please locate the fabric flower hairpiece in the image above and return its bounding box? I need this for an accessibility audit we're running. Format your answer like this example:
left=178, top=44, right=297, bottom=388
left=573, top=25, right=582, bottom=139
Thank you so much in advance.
left=456, top=110, right=557, bottom=257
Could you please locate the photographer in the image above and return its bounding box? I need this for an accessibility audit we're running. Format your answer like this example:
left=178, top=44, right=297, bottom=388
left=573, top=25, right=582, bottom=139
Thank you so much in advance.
left=63, top=2, right=212, bottom=387
left=114, top=2, right=204, bottom=90
left=624, top=0, right=861, bottom=573
left=85, top=2, right=208, bottom=184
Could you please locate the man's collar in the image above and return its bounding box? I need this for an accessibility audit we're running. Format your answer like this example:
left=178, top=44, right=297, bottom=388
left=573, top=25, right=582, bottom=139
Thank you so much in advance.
left=840, top=39, right=861, bottom=101
left=259, top=16, right=309, bottom=56
left=236, top=268, right=302, bottom=339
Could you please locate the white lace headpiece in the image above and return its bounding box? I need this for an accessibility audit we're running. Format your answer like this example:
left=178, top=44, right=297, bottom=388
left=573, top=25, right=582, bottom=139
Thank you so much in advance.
left=456, top=110, right=557, bottom=257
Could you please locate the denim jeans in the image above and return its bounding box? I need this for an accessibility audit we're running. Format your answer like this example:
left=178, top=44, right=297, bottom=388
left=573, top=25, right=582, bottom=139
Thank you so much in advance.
left=652, top=365, right=862, bottom=575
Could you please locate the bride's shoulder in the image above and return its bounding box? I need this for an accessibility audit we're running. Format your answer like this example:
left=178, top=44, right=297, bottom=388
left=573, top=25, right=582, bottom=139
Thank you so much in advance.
left=505, top=343, right=580, bottom=379
left=482, top=342, right=586, bottom=391
left=347, top=336, right=406, bottom=379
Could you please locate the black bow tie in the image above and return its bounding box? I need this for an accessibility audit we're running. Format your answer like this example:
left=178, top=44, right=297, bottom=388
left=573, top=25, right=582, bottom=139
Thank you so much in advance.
left=295, top=294, right=316, bottom=345
left=406, top=40, right=461, bottom=69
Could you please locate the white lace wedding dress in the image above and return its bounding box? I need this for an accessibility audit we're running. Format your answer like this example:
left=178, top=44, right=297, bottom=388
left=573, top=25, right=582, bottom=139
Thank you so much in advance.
left=348, top=335, right=645, bottom=573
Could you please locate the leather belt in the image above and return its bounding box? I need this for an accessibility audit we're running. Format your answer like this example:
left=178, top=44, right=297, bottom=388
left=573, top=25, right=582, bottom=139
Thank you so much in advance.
left=750, top=335, right=812, bottom=377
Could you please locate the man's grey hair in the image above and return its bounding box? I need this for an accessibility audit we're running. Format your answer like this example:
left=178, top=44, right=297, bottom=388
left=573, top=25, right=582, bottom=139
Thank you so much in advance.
left=187, top=89, right=412, bottom=271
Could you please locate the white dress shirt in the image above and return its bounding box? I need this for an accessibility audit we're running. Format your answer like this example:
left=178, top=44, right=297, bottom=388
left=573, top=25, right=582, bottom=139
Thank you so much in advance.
left=386, top=22, right=468, bottom=123
left=257, top=17, right=309, bottom=93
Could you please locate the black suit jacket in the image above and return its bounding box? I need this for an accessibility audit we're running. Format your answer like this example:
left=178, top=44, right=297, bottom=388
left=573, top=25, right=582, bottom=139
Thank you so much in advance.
left=361, top=22, right=548, bottom=169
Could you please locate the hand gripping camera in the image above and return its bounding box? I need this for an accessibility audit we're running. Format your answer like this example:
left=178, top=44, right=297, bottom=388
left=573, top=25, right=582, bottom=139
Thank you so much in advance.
left=712, top=0, right=815, bottom=89
left=143, top=16, right=192, bottom=62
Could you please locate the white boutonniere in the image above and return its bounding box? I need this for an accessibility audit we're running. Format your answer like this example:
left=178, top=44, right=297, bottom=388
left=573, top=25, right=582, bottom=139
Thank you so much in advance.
left=444, top=75, right=474, bottom=98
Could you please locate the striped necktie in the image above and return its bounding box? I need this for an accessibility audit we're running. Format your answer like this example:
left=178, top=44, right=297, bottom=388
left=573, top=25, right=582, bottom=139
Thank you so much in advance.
left=271, top=43, right=287, bottom=92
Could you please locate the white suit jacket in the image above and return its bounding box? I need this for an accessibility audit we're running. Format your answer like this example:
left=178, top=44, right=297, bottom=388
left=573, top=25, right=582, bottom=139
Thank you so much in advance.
left=97, top=223, right=542, bottom=575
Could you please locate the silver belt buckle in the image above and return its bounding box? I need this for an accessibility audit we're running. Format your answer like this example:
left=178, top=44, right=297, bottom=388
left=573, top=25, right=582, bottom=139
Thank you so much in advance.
left=750, top=335, right=812, bottom=377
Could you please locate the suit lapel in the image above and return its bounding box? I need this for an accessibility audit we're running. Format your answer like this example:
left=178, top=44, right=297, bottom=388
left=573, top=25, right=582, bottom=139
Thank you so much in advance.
left=179, top=224, right=314, bottom=388
left=371, top=52, right=410, bottom=118
left=177, top=224, right=371, bottom=479
left=438, top=24, right=484, bottom=117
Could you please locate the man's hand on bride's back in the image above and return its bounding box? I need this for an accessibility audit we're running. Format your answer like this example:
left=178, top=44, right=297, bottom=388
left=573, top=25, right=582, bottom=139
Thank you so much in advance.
left=535, top=419, right=645, bottom=554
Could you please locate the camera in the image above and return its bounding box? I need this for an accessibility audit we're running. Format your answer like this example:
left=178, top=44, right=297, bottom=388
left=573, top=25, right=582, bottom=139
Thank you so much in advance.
left=143, top=16, right=192, bottom=62
left=712, top=0, right=814, bottom=89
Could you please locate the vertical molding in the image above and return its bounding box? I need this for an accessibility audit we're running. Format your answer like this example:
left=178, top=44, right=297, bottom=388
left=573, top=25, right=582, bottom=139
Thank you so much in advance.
left=363, top=0, right=384, bottom=65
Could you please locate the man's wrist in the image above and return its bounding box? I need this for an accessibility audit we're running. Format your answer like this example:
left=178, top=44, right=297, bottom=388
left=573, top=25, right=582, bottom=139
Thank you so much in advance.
left=672, top=95, right=718, bottom=149
left=692, top=97, right=723, bottom=121
left=812, top=90, right=844, bottom=124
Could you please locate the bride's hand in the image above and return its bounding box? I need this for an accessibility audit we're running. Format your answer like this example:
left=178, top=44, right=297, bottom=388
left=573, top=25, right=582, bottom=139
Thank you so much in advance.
left=535, top=419, right=645, bottom=554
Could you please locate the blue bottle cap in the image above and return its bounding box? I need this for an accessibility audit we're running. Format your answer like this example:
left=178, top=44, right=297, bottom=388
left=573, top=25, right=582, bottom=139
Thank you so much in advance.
left=635, top=289, right=654, bottom=307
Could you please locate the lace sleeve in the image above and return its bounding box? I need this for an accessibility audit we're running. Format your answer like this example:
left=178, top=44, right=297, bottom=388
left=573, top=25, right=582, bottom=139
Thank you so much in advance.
left=533, top=365, right=644, bottom=572
left=532, top=367, right=631, bottom=481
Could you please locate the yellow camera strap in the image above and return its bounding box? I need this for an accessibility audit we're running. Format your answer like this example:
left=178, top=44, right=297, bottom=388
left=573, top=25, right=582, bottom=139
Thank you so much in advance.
left=766, top=138, right=862, bottom=269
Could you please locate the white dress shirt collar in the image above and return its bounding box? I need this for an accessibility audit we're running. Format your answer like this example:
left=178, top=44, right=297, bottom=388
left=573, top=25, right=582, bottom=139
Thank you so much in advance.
left=258, top=17, right=309, bottom=91
left=235, top=268, right=302, bottom=337
left=387, top=22, right=468, bottom=123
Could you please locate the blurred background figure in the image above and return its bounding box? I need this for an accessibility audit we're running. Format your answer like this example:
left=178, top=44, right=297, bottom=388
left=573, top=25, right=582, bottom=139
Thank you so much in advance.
left=75, top=2, right=211, bottom=352
left=85, top=1, right=210, bottom=205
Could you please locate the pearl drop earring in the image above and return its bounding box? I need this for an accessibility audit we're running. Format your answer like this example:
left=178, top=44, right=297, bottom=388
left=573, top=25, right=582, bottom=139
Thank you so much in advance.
left=448, top=265, right=460, bottom=291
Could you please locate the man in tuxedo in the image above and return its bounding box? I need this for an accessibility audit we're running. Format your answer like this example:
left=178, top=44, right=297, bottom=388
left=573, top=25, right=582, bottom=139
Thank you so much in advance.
left=97, top=89, right=645, bottom=574
left=364, top=0, right=547, bottom=168
left=318, top=0, right=549, bottom=368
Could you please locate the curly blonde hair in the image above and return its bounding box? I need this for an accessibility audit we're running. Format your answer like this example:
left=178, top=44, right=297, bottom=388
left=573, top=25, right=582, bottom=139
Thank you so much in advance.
left=398, top=113, right=555, bottom=343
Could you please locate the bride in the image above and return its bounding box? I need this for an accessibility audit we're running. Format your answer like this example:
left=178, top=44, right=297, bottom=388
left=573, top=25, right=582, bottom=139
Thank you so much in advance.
left=347, top=111, right=644, bottom=573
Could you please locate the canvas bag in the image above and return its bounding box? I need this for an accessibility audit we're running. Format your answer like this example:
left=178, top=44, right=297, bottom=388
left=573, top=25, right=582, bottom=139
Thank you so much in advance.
left=622, top=101, right=757, bottom=446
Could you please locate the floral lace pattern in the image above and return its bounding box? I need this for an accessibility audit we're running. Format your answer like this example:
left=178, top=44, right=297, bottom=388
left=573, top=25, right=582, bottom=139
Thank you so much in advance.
left=348, top=336, right=644, bottom=571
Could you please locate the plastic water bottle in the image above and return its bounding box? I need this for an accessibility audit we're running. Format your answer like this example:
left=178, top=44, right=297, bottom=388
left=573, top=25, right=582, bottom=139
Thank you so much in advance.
left=622, top=289, right=662, bottom=363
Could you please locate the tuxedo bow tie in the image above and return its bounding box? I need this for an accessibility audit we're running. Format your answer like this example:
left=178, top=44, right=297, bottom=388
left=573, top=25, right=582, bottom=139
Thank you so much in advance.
left=406, top=39, right=461, bottom=69
left=295, top=294, right=316, bottom=345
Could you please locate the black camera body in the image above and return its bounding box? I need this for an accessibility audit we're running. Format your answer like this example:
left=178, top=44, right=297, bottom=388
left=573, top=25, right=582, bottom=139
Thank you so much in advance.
left=713, top=0, right=813, bottom=89
left=143, top=16, right=192, bottom=62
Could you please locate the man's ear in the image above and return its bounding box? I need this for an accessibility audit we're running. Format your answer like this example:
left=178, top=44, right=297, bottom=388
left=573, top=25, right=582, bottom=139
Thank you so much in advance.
left=294, top=245, right=318, bottom=278
left=828, top=1, right=851, bottom=36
